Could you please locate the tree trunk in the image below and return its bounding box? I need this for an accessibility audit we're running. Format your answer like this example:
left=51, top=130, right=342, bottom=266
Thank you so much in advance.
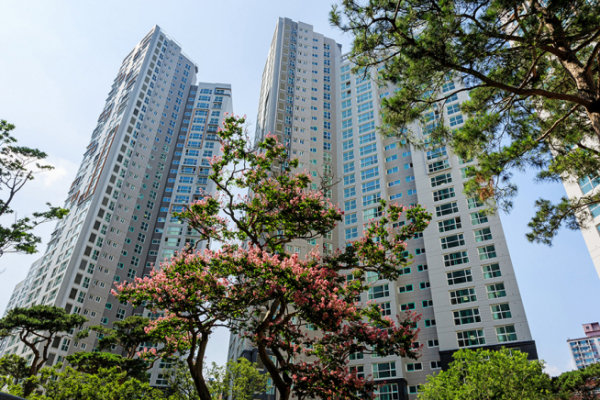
left=257, top=344, right=291, bottom=400
left=555, top=43, right=600, bottom=136
left=22, top=356, right=41, bottom=397
left=22, top=379, right=36, bottom=397
left=188, top=334, right=212, bottom=400
left=587, top=109, right=600, bottom=137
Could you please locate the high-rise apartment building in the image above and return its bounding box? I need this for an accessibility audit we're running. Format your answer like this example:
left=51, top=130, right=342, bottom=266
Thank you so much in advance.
left=228, top=19, right=341, bottom=392
left=337, top=54, right=536, bottom=398
left=228, top=17, right=537, bottom=400
left=0, top=26, right=233, bottom=387
left=229, top=17, right=341, bottom=399
left=561, top=178, right=600, bottom=280
left=567, top=322, right=600, bottom=369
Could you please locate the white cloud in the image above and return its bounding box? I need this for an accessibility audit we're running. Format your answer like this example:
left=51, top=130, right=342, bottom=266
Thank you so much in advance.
left=545, top=364, right=563, bottom=377
left=39, top=161, right=71, bottom=188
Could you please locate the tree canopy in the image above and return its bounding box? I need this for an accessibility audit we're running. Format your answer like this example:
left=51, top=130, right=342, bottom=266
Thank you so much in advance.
left=0, top=305, right=87, bottom=396
left=66, top=352, right=149, bottom=383
left=0, top=120, right=69, bottom=258
left=418, top=348, right=553, bottom=400
left=0, top=354, right=29, bottom=384
left=70, top=316, right=169, bottom=382
left=77, top=315, right=166, bottom=361
left=331, top=0, right=600, bottom=245
left=117, top=115, right=431, bottom=400
left=552, top=362, right=600, bottom=400
left=216, top=358, right=268, bottom=400
left=167, top=359, right=268, bottom=400
left=29, top=366, right=165, bottom=400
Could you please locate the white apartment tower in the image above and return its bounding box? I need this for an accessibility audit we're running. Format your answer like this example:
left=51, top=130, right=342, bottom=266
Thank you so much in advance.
left=0, top=26, right=233, bottom=387
left=228, top=17, right=537, bottom=400
left=561, top=177, right=600, bottom=280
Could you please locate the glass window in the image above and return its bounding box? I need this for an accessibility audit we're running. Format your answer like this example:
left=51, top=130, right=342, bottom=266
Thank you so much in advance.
left=440, top=234, right=465, bottom=249
left=345, top=213, right=357, bottom=225
left=470, top=212, right=488, bottom=225
left=450, top=114, right=464, bottom=126
left=474, top=228, right=493, bottom=242
left=361, top=167, right=379, bottom=180
left=344, top=187, right=356, bottom=198
left=467, top=197, right=484, bottom=209
left=343, top=162, right=355, bottom=174
left=447, top=103, right=461, bottom=115
left=431, top=173, right=452, bottom=187
left=363, top=192, right=381, bottom=207
left=398, top=284, right=413, bottom=293
left=406, top=363, right=423, bottom=372
left=491, top=303, right=512, bottom=320
left=447, top=269, right=473, bottom=285
left=438, top=217, right=462, bottom=232
left=590, top=203, right=600, bottom=218
left=361, top=155, right=378, bottom=168
left=379, top=302, right=392, bottom=316
left=478, top=245, right=497, bottom=260
left=486, top=283, right=507, bottom=299
left=496, top=325, right=518, bottom=342
left=426, top=146, right=447, bottom=161
left=360, top=132, right=376, bottom=144
left=368, top=284, right=390, bottom=299
left=373, top=362, right=396, bottom=379
left=428, top=159, right=450, bottom=173
left=364, top=207, right=383, bottom=220
left=433, top=187, right=456, bottom=202
left=358, top=111, right=374, bottom=123
left=453, top=308, right=481, bottom=325
left=482, top=263, right=501, bottom=279
left=362, top=179, right=381, bottom=193
left=375, top=383, right=398, bottom=400
left=345, top=227, right=358, bottom=240
left=344, top=174, right=356, bottom=185
left=579, top=176, right=600, bottom=194
left=436, top=202, right=459, bottom=217
left=444, top=250, right=469, bottom=266
left=457, top=329, right=485, bottom=347
left=450, top=288, right=477, bottom=305
left=344, top=199, right=357, bottom=211
left=360, top=143, right=377, bottom=156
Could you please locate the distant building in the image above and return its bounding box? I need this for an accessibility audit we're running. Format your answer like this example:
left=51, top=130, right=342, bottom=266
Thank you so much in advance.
left=568, top=322, right=600, bottom=369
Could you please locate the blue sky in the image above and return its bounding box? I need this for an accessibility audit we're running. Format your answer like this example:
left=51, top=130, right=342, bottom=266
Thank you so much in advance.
left=0, top=0, right=598, bottom=375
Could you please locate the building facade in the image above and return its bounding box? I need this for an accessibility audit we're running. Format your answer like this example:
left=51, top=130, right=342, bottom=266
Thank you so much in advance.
left=568, top=322, right=600, bottom=369
left=228, top=17, right=342, bottom=400
left=228, top=17, right=537, bottom=400
left=561, top=177, right=600, bottom=280
left=0, top=26, right=233, bottom=387
left=337, top=54, right=537, bottom=398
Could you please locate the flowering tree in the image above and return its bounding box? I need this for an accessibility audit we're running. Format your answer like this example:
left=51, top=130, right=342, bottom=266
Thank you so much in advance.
left=116, top=115, right=432, bottom=400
